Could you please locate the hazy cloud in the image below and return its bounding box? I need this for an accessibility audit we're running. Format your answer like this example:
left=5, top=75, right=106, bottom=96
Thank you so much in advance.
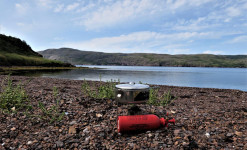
left=76, top=3, right=96, bottom=13
left=54, top=4, right=64, bottom=13
left=1, top=0, right=246, bottom=54
left=167, top=0, right=213, bottom=10
left=203, top=50, right=224, bottom=55
left=229, top=35, right=247, bottom=43
left=36, top=0, right=53, bottom=8
left=15, top=3, right=29, bottom=15
left=63, top=31, right=215, bottom=53
left=80, top=0, right=165, bottom=30
left=226, top=7, right=242, bottom=17
left=65, top=3, right=80, bottom=11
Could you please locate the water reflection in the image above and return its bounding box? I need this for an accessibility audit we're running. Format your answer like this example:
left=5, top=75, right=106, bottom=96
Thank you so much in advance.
left=12, top=66, right=247, bottom=91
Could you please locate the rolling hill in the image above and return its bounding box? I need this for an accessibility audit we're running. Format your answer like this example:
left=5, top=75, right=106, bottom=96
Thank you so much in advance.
left=39, top=48, right=247, bottom=68
left=0, top=34, right=72, bottom=67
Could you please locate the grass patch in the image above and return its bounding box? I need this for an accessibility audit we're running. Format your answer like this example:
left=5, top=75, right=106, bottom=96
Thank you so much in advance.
left=0, top=76, right=65, bottom=124
left=0, top=76, right=32, bottom=113
left=0, top=52, right=73, bottom=67
left=81, top=78, right=119, bottom=99
left=148, top=88, right=175, bottom=106
left=36, top=87, right=65, bottom=124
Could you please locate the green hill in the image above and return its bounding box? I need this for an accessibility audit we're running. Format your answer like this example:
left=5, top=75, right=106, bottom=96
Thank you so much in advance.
left=0, top=34, right=72, bottom=67
left=39, top=48, right=247, bottom=68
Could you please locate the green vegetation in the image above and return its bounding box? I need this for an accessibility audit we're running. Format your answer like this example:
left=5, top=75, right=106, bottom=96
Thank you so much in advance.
left=98, top=80, right=117, bottom=99
left=36, top=87, right=65, bottom=124
left=81, top=78, right=119, bottom=99
left=0, top=34, right=40, bottom=56
left=0, top=76, right=65, bottom=124
left=0, top=76, right=31, bottom=113
left=148, top=88, right=175, bottom=106
left=148, top=88, right=159, bottom=106
left=0, top=34, right=73, bottom=67
left=40, top=48, right=247, bottom=68
left=0, top=52, right=72, bottom=66
left=81, top=77, right=174, bottom=106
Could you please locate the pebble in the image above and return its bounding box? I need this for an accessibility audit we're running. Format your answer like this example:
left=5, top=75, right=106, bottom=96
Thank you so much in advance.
left=55, top=141, right=64, bottom=148
left=0, top=76, right=246, bottom=149
left=69, top=121, right=77, bottom=125
left=96, top=113, right=103, bottom=118
left=85, top=136, right=90, bottom=144
left=205, top=132, right=210, bottom=138
left=128, top=143, right=134, bottom=147
left=68, top=126, right=77, bottom=134
left=83, top=127, right=90, bottom=134
left=27, top=141, right=32, bottom=145
left=167, top=140, right=173, bottom=145
left=10, top=127, right=16, bottom=131
left=234, top=131, right=242, bottom=137
left=174, top=129, right=180, bottom=136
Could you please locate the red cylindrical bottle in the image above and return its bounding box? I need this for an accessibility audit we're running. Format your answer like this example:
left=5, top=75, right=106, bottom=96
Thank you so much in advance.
left=118, top=114, right=175, bottom=133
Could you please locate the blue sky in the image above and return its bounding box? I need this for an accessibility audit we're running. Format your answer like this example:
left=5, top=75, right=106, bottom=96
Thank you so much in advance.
left=0, top=0, right=247, bottom=55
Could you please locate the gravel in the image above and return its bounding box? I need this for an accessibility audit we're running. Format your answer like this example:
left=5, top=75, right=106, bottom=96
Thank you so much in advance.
left=0, top=75, right=246, bottom=149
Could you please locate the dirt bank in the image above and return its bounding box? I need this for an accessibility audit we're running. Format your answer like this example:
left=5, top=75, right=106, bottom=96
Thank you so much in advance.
left=0, top=75, right=246, bottom=149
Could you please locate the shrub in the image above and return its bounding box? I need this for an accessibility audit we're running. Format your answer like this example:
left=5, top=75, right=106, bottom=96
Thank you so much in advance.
left=0, top=76, right=32, bottom=113
left=37, top=87, right=65, bottom=124
left=148, top=88, right=174, bottom=107
left=81, top=78, right=119, bottom=99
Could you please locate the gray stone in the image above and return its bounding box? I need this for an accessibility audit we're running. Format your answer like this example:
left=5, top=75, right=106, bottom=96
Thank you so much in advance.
left=55, top=141, right=64, bottom=148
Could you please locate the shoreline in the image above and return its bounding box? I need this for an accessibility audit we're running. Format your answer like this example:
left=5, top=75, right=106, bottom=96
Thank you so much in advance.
left=0, top=66, right=89, bottom=75
left=0, top=75, right=246, bottom=149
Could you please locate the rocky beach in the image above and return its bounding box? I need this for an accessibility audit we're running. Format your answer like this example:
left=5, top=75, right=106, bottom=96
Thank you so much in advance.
left=0, top=75, right=246, bottom=149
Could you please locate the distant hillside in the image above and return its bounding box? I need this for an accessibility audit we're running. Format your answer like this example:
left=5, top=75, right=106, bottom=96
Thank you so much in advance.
left=39, top=48, right=247, bottom=68
left=0, top=34, right=72, bottom=67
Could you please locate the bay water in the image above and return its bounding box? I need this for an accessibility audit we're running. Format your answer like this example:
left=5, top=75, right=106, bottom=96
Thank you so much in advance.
left=40, top=65, right=247, bottom=91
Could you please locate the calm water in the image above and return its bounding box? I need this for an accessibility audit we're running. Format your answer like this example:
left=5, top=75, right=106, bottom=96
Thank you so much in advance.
left=39, top=65, right=247, bottom=91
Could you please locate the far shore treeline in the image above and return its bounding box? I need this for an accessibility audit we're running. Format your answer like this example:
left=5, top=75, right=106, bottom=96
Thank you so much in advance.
left=40, top=48, right=247, bottom=68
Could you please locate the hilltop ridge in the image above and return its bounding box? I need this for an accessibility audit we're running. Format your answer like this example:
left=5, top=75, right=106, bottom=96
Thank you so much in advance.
left=39, top=48, right=247, bottom=68
left=0, top=34, right=72, bottom=67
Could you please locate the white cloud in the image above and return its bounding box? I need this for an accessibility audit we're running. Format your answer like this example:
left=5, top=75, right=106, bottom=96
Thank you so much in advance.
left=63, top=31, right=213, bottom=53
left=65, top=3, right=80, bottom=11
left=169, top=17, right=221, bottom=32
left=203, top=50, right=224, bottom=55
left=54, top=4, right=64, bottom=13
left=80, top=0, right=165, bottom=30
left=226, top=7, right=242, bottom=17
left=76, top=3, right=96, bottom=12
left=17, top=22, right=25, bottom=27
left=167, top=48, right=191, bottom=54
left=15, top=3, right=28, bottom=15
left=16, top=21, right=37, bottom=32
left=229, top=35, right=247, bottom=43
left=36, top=0, right=53, bottom=8
left=167, top=0, right=213, bottom=10
left=79, top=0, right=213, bottom=30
